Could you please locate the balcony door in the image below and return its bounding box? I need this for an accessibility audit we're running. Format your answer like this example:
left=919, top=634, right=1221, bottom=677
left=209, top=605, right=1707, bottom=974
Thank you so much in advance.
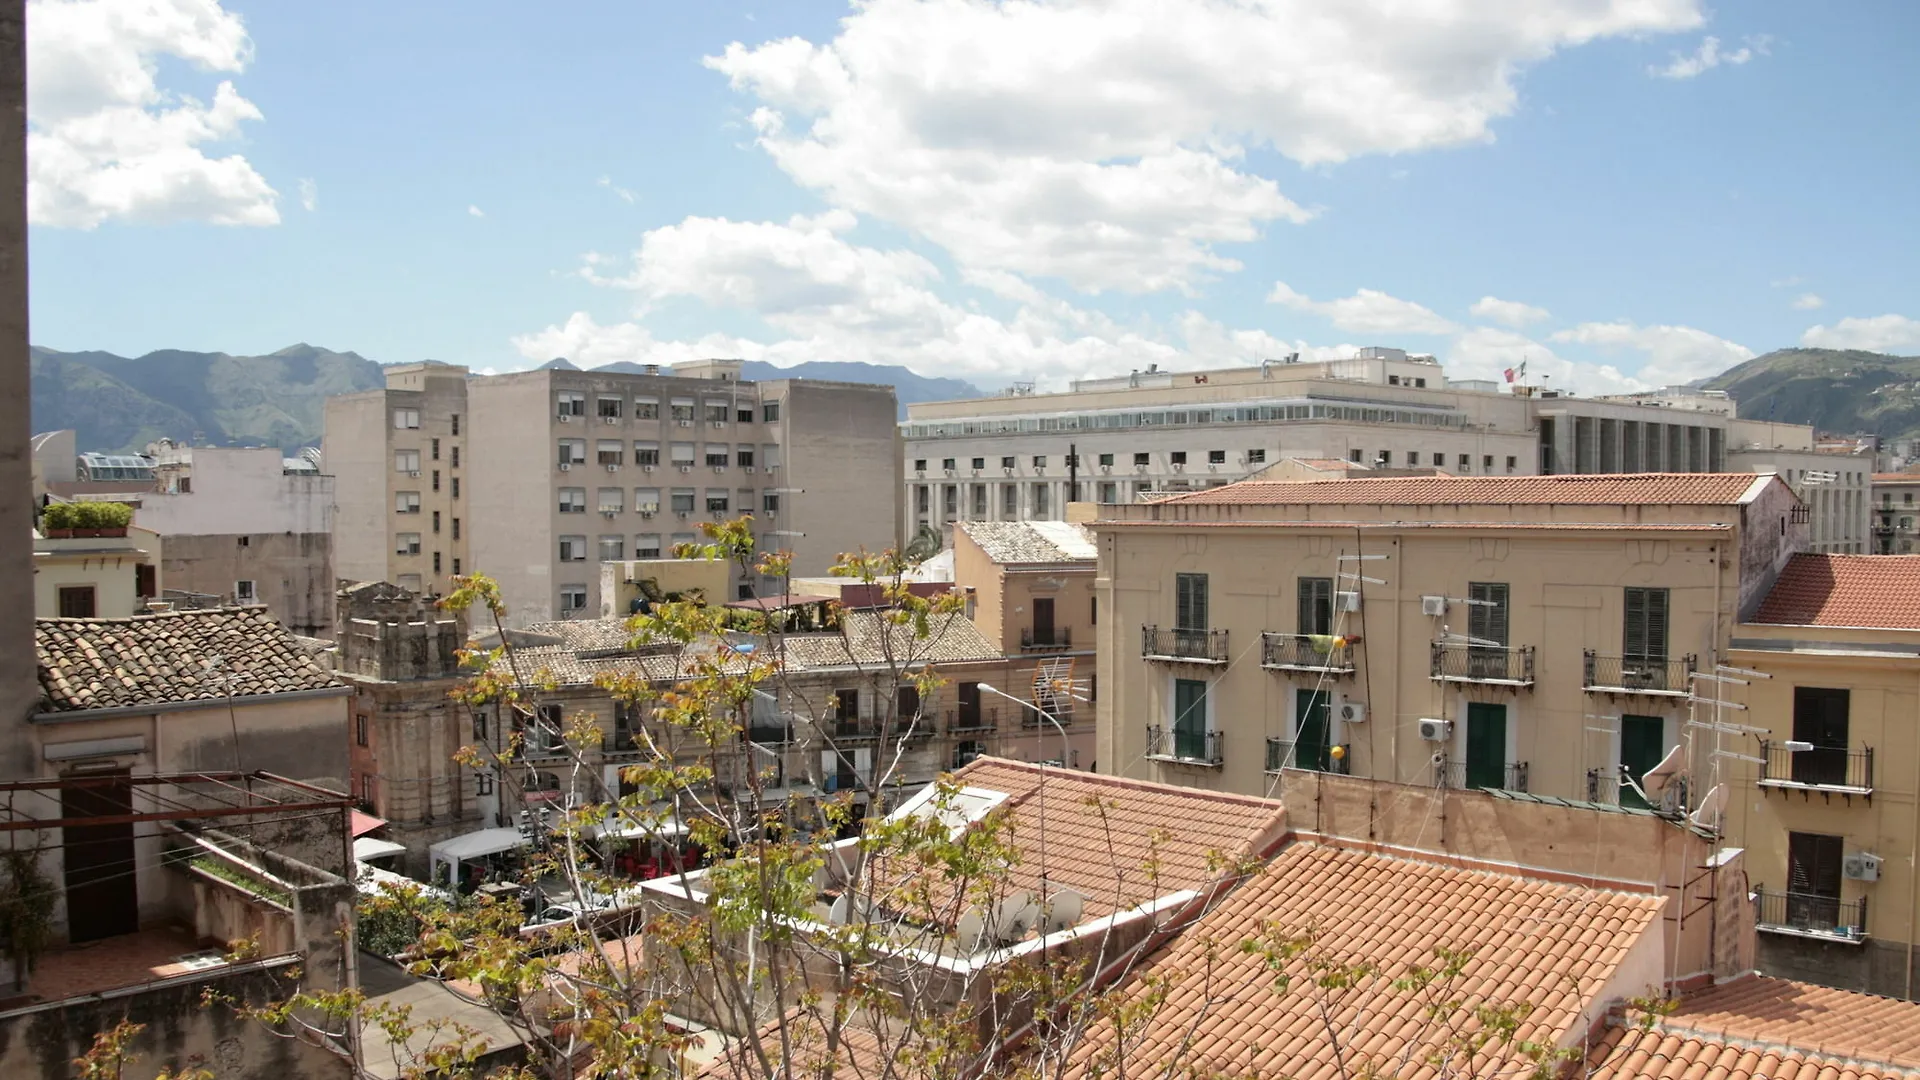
left=1618, top=714, right=1664, bottom=809
left=1032, top=597, right=1055, bottom=646
left=1293, top=689, right=1332, bottom=771
left=1174, top=573, right=1210, bottom=658
left=1791, top=687, right=1849, bottom=786
left=1464, top=702, right=1508, bottom=790
left=1467, top=582, right=1509, bottom=680
left=1786, top=831, right=1844, bottom=929
left=1622, top=588, right=1670, bottom=688
left=1173, top=678, right=1208, bottom=760
left=62, top=771, right=138, bottom=942
left=1298, top=578, right=1333, bottom=637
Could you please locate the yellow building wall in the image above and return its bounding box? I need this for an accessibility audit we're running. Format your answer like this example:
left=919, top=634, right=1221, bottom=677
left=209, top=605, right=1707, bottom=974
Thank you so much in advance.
left=32, top=528, right=158, bottom=618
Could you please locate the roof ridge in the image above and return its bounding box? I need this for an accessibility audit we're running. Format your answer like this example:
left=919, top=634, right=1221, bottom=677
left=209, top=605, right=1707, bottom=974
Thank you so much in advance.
left=962, top=756, right=1286, bottom=810
left=1617, top=1012, right=1920, bottom=1076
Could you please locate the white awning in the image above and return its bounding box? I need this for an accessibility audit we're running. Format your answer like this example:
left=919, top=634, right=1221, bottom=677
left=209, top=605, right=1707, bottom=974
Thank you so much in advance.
left=354, top=837, right=408, bottom=863
left=590, top=814, right=687, bottom=841
left=428, top=827, right=528, bottom=863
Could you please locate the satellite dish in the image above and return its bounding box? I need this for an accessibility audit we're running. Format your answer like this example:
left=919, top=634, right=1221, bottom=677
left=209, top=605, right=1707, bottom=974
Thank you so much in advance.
left=1688, top=784, right=1728, bottom=833
left=992, top=890, right=1036, bottom=941
left=1641, top=744, right=1688, bottom=800
left=827, top=894, right=851, bottom=925
left=953, top=908, right=988, bottom=952
left=1043, top=889, right=1085, bottom=934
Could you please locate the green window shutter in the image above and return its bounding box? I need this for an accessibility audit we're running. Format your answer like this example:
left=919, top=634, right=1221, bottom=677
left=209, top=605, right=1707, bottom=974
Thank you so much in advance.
left=1298, top=577, right=1333, bottom=636
left=1468, top=582, right=1508, bottom=645
left=1176, top=573, right=1208, bottom=631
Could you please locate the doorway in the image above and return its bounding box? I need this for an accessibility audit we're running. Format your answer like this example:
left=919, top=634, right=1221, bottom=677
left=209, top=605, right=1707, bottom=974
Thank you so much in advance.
left=1294, top=689, right=1332, bottom=771
left=1618, top=715, right=1665, bottom=809
left=61, top=771, right=138, bottom=942
left=1464, top=703, right=1508, bottom=790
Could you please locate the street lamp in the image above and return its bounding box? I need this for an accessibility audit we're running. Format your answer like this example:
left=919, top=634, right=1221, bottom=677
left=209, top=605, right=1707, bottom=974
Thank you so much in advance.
left=977, top=682, right=1074, bottom=770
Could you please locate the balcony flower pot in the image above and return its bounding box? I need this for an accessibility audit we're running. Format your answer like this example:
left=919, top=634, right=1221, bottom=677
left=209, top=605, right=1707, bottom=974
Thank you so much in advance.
left=49, top=527, right=128, bottom=539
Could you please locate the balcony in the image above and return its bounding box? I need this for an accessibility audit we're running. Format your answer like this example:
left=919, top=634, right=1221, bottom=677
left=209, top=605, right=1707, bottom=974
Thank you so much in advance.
left=1753, top=887, right=1867, bottom=943
left=946, top=706, right=1000, bottom=734
left=746, top=723, right=794, bottom=746
left=1020, top=627, right=1073, bottom=653
left=1582, top=651, right=1695, bottom=696
left=1261, top=632, right=1356, bottom=676
left=1145, top=725, right=1223, bottom=767
left=1585, top=768, right=1621, bottom=806
left=1429, top=642, right=1535, bottom=688
left=1141, top=625, right=1229, bottom=664
left=1264, top=737, right=1350, bottom=775
left=1434, top=759, right=1530, bottom=793
left=1758, top=740, right=1874, bottom=801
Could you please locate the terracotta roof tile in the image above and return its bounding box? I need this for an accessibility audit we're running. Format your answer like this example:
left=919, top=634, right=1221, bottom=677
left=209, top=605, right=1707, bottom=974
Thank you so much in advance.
left=37, top=607, right=341, bottom=712
left=1752, top=554, right=1920, bottom=629
left=1059, top=841, right=1664, bottom=1080
left=1158, top=472, right=1770, bottom=507
left=1872, top=473, right=1920, bottom=484
left=958, top=521, right=1097, bottom=564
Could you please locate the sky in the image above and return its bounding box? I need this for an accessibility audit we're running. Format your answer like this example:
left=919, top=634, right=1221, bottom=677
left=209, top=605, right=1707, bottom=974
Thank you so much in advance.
left=22, top=0, right=1920, bottom=394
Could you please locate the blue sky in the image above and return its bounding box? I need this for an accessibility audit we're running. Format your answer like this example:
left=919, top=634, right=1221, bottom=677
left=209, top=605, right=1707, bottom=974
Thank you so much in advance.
left=24, top=0, right=1920, bottom=392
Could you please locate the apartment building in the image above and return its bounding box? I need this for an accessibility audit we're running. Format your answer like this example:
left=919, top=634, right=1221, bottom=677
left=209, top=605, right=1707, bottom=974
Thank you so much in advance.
left=1730, top=554, right=1920, bottom=998
left=902, top=348, right=1752, bottom=536
left=1727, top=419, right=1871, bottom=554
left=324, top=361, right=471, bottom=597
left=1089, top=473, right=1804, bottom=808
left=1871, top=472, right=1920, bottom=553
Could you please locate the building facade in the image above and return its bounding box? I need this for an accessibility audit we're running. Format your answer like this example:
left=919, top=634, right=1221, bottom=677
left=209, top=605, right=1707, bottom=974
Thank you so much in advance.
left=32, top=523, right=158, bottom=617
left=902, top=349, right=1760, bottom=535
left=1089, top=473, right=1804, bottom=809
left=1871, top=472, right=1920, bottom=553
left=1728, top=419, right=1870, bottom=554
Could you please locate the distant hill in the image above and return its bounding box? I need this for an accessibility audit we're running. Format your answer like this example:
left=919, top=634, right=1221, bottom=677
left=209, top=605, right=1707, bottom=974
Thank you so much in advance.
left=1705, top=347, right=1920, bottom=438
left=31, top=344, right=386, bottom=453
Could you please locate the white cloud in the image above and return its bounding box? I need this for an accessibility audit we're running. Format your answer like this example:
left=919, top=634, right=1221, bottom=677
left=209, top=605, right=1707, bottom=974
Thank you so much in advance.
left=1800, top=315, right=1920, bottom=354
left=1268, top=281, right=1458, bottom=336
left=597, top=175, right=637, bottom=204
left=1469, top=295, right=1550, bottom=327
left=1550, top=319, right=1754, bottom=386
left=27, top=0, right=278, bottom=228
left=708, top=0, right=1704, bottom=292
left=467, top=204, right=484, bottom=218
left=1448, top=327, right=1646, bottom=396
left=1789, top=293, right=1824, bottom=311
left=1651, top=34, right=1769, bottom=79
left=296, top=177, right=316, bottom=212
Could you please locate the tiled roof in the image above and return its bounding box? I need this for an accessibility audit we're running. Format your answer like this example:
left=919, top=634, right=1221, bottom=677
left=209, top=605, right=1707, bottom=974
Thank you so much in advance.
left=1874, top=472, right=1920, bottom=484
left=1059, top=840, right=1664, bottom=1080
left=523, top=619, right=642, bottom=653
left=958, top=520, right=1097, bottom=564
left=1586, top=976, right=1920, bottom=1080
left=1158, top=472, right=1770, bottom=506
left=885, top=758, right=1286, bottom=921
left=37, top=607, right=341, bottom=712
left=1751, top=554, right=1920, bottom=629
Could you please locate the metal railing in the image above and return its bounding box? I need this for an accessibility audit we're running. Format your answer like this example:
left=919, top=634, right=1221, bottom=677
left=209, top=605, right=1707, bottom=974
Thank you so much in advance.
left=1145, top=725, right=1223, bottom=766
left=1260, top=632, right=1356, bottom=674
left=1429, top=642, right=1535, bottom=686
left=1435, top=759, right=1530, bottom=793
left=1582, top=651, right=1695, bottom=695
left=1020, top=627, right=1073, bottom=652
left=1020, top=703, right=1073, bottom=727
left=1759, top=741, right=1874, bottom=792
left=1585, top=768, right=1619, bottom=805
left=945, top=706, right=999, bottom=733
left=1264, top=737, right=1350, bottom=775
left=1142, top=626, right=1230, bottom=663
left=745, top=723, right=793, bottom=746
left=1753, top=887, right=1867, bottom=938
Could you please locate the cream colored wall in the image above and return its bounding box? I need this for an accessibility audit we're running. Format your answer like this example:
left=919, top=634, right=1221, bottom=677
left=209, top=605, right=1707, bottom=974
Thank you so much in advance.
left=1002, top=567, right=1096, bottom=653
left=951, top=530, right=1005, bottom=649
left=32, top=540, right=151, bottom=617
left=1727, top=629, right=1920, bottom=951
left=598, top=557, right=733, bottom=618
left=1096, top=522, right=1738, bottom=803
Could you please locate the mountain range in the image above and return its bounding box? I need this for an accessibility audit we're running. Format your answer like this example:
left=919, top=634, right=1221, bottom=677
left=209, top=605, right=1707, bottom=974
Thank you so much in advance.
left=30, top=346, right=987, bottom=454
left=1704, top=348, right=1920, bottom=440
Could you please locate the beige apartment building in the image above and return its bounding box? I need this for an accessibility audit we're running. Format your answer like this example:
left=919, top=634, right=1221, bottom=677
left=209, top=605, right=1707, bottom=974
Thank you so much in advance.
left=325, top=360, right=471, bottom=597
left=1090, top=473, right=1805, bottom=809
left=1872, top=471, right=1920, bottom=553
left=902, top=348, right=1763, bottom=536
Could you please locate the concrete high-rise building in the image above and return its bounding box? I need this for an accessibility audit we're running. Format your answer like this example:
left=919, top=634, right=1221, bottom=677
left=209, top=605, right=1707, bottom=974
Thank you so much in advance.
left=327, top=359, right=900, bottom=626
left=1726, top=419, right=1872, bottom=554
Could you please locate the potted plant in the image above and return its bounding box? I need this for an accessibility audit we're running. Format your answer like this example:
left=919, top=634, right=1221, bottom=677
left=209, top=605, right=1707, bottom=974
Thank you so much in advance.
left=41, top=501, right=131, bottom=538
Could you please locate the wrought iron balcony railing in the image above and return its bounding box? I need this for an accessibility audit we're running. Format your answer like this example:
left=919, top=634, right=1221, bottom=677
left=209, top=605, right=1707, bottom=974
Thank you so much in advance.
left=945, top=706, right=999, bottom=733
left=1261, top=632, right=1356, bottom=675
left=1585, top=768, right=1620, bottom=806
left=745, top=723, right=793, bottom=746
left=1264, top=737, right=1350, bottom=775
left=1435, top=759, right=1529, bottom=793
left=1020, top=627, right=1073, bottom=652
left=1753, top=887, right=1867, bottom=940
left=1582, top=651, right=1695, bottom=696
left=1142, top=625, right=1230, bottom=664
left=1429, top=642, right=1535, bottom=687
left=1758, top=740, right=1874, bottom=795
left=1145, top=725, right=1223, bottom=766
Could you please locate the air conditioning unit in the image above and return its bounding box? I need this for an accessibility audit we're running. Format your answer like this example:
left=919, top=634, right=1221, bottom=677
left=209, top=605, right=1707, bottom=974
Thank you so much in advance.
left=1134, top=462, right=1148, bottom=471
left=639, top=504, right=658, bottom=514
left=1843, top=852, right=1882, bottom=882
left=601, top=510, right=617, bottom=518
left=678, top=420, right=692, bottom=427
left=766, top=464, right=779, bottom=471
left=744, top=466, right=756, bottom=473
left=1171, top=462, right=1185, bottom=472
left=1208, top=464, right=1218, bottom=472
left=711, top=421, right=726, bottom=429
left=558, top=414, right=573, bottom=423
left=944, top=468, right=956, bottom=477
left=676, top=511, right=690, bottom=519
left=714, top=465, right=727, bottom=473
left=639, top=510, right=655, bottom=518
left=1420, top=595, right=1448, bottom=617
left=642, top=464, right=654, bottom=472
left=602, top=416, right=617, bottom=425
left=1100, top=464, right=1111, bottom=473
left=679, top=465, right=692, bottom=473
left=1004, top=467, right=1015, bottom=475
left=1337, top=702, right=1367, bottom=724
left=605, top=463, right=619, bottom=472
left=1336, top=590, right=1362, bottom=612
left=408, top=470, right=421, bottom=478
left=1418, top=718, right=1452, bottom=742
left=558, top=463, right=572, bottom=471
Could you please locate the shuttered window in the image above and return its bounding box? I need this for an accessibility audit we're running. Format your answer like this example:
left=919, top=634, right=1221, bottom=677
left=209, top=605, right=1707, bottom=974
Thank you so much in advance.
left=1787, top=831, right=1843, bottom=898
left=1623, top=587, right=1669, bottom=661
left=1175, top=573, right=1209, bottom=631
left=1298, top=577, right=1334, bottom=635
left=1468, top=582, right=1508, bottom=645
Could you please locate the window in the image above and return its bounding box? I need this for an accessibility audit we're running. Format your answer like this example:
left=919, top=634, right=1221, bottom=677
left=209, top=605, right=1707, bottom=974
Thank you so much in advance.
left=1505, top=456, right=1517, bottom=472
left=971, top=485, right=987, bottom=516
left=944, top=486, right=958, bottom=515
left=1031, top=455, right=1047, bottom=468
left=670, top=442, right=696, bottom=465
left=559, top=536, right=587, bottom=562
left=356, top=714, right=368, bottom=747
left=1406, top=451, right=1420, bottom=466
left=1098, top=481, right=1117, bottom=503
left=396, top=533, right=421, bottom=555
left=1208, top=449, right=1226, bottom=465
left=1133, top=452, right=1150, bottom=467
left=135, top=564, right=155, bottom=598
left=1247, top=449, right=1266, bottom=464
left=56, top=585, right=95, bottom=618
left=635, top=487, right=661, bottom=513
left=1098, top=453, right=1115, bottom=466
left=558, top=439, right=586, bottom=465
left=598, top=441, right=624, bottom=466
left=1032, top=483, right=1050, bottom=516
left=559, top=585, right=588, bottom=614
left=1169, top=451, right=1186, bottom=466
left=1175, top=573, right=1208, bottom=630
left=431, top=510, right=441, bottom=534
left=1433, top=453, right=1445, bottom=467
left=1002, top=484, right=1018, bottom=517
left=451, top=477, right=459, bottom=499
left=597, top=396, right=622, bottom=419
left=670, top=398, right=695, bottom=423
left=737, top=407, right=754, bottom=423
left=671, top=488, right=696, bottom=513
left=1458, top=454, right=1471, bottom=472
left=397, top=574, right=422, bottom=591
left=942, top=457, right=957, bottom=471
left=1173, top=678, right=1209, bottom=758
left=474, top=771, right=494, bottom=796
left=599, top=535, right=625, bottom=561
left=1623, top=587, right=1669, bottom=662
left=431, top=470, right=440, bottom=492
left=557, top=391, right=586, bottom=417
left=453, top=558, right=461, bottom=575
left=1003, top=456, right=1017, bottom=469
left=395, top=491, right=420, bottom=514
left=635, top=533, right=662, bottom=558
left=706, top=489, right=730, bottom=512
left=432, top=551, right=441, bottom=574
left=635, top=441, right=660, bottom=466
left=762, top=491, right=780, bottom=513
left=1467, top=581, right=1510, bottom=678
left=706, top=447, right=729, bottom=467
left=635, top=396, right=659, bottom=420
left=451, top=414, right=460, bottom=435
left=1483, top=455, right=1494, bottom=470
left=705, top=401, right=729, bottom=423
left=1791, top=687, right=1850, bottom=786
left=450, top=446, right=460, bottom=468
left=393, top=408, right=420, bottom=429
left=395, top=450, right=421, bottom=473
left=559, top=488, right=586, bottom=513
left=737, top=447, right=755, bottom=467
left=1298, top=577, right=1333, bottom=635
left=1786, top=831, right=1845, bottom=929
left=914, top=459, right=928, bottom=472
left=598, top=488, right=623, bottom=513
left=431, top=437, right=440, bottom=461
left=971, top=457, right=985, bottom=470
left=762, top=400, right=782, bottom=423
left=452, top=518, right=461, bottom=539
